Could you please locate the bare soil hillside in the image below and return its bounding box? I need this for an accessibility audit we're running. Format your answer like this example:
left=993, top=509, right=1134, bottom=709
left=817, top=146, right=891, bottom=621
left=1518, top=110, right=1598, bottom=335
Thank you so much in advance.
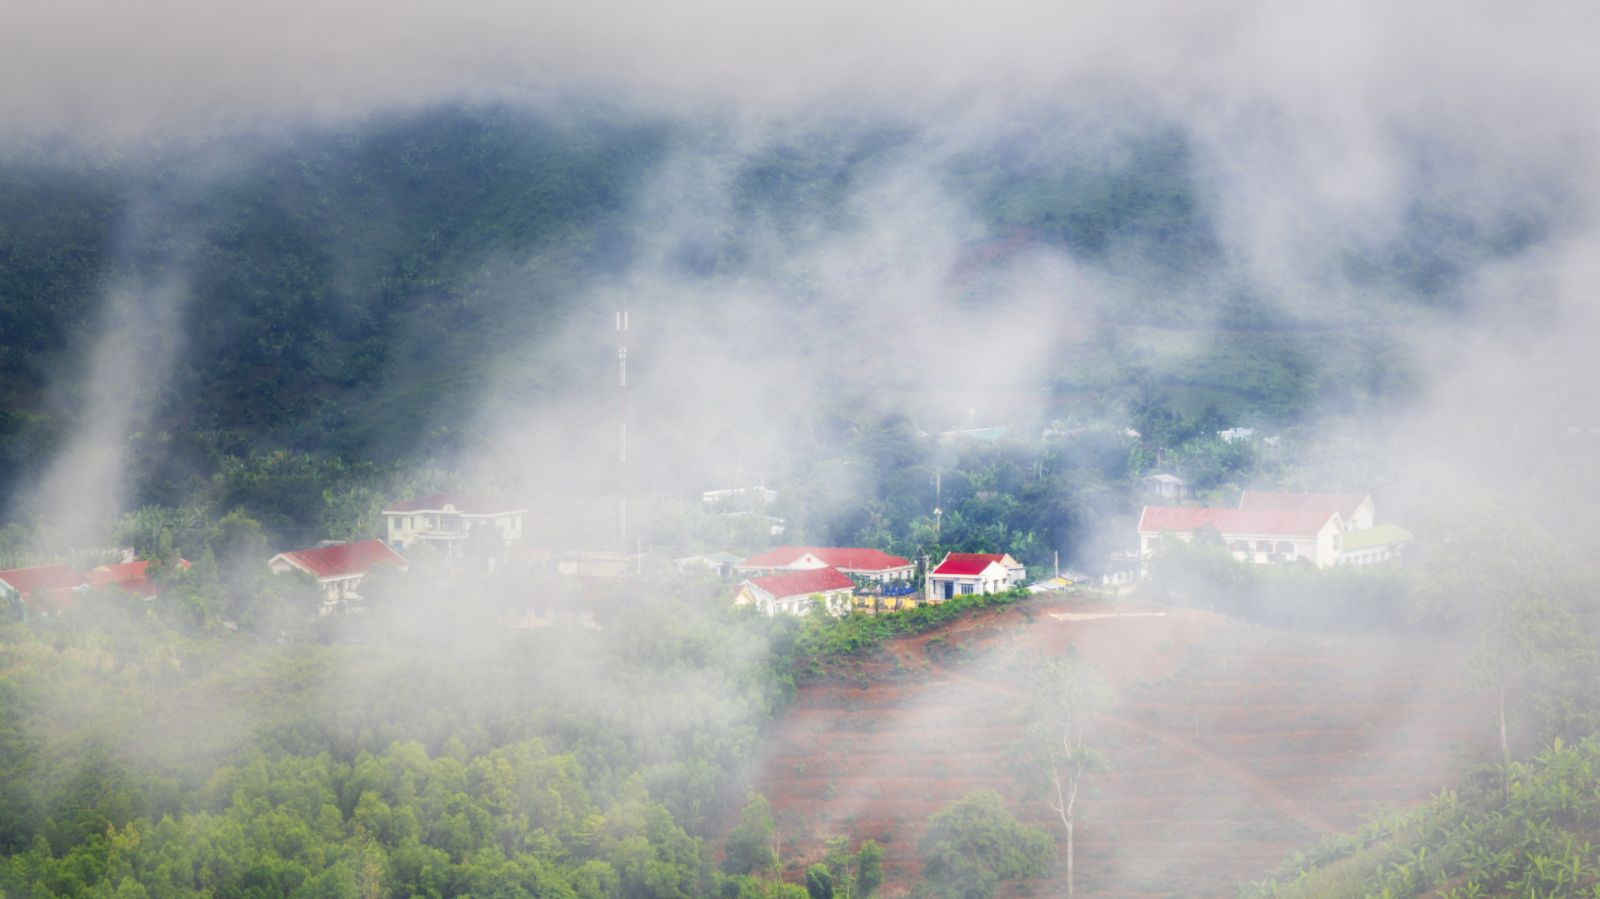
left=748, top=595, right=1484, bottom=897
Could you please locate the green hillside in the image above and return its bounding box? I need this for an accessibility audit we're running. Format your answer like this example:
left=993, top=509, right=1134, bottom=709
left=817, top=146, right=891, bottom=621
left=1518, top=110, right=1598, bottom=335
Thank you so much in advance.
left=1250, top=737, right=1600, bottom=899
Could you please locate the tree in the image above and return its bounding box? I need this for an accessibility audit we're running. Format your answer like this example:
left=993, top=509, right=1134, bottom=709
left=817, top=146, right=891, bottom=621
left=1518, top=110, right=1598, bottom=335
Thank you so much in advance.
left=805, top=863, right=833, bottom=899
left=818, top=836, right=884, bottom=898
left=722, top=793, right=778, bottom=876
left=915, top=790, right=1053, bottom=899
left=1410, top=497, right=1600, bottom=798
left=1007, top=659, right=1111, bottom=899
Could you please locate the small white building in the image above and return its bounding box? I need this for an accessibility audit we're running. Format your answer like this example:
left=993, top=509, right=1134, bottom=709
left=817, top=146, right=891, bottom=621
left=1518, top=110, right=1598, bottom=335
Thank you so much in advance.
left=926, top=552, right=1026, bottom=602
left=382, top=493, right=526, bottom=556
left=268, top=539, right=408, bottom=608
left=702, top=486, right=778, bottom=507
left=735, top=567, right=854, bottom=617
left=1137, top=507, right=1346, bottom=568
left=1143, top=473, right=1188, bottom=500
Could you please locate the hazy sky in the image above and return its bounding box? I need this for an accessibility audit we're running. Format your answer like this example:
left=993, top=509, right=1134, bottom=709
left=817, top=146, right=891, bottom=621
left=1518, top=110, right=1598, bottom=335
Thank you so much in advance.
left=4, top=1, right=1594, bottom=144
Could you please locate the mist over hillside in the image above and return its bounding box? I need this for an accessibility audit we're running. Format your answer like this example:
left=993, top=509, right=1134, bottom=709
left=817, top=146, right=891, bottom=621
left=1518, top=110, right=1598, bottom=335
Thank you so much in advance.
left=4, top=3, right=1600, bottom=896
left=0, top=92, right=1577, bottom=555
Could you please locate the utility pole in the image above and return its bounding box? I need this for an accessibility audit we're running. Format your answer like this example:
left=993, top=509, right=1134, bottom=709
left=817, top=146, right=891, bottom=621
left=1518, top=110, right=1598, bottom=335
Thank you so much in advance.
left=617, top=307, right=629, bottom=550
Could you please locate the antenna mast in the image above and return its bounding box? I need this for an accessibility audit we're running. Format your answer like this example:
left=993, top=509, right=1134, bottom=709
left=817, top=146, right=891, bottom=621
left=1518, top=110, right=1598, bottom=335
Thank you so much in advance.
left=617, top=307, right=629, bottom=549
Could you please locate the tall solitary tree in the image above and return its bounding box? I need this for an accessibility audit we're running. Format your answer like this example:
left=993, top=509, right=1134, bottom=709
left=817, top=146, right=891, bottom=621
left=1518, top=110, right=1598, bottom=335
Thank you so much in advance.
left=1007, top=658, right=1111, bottom=899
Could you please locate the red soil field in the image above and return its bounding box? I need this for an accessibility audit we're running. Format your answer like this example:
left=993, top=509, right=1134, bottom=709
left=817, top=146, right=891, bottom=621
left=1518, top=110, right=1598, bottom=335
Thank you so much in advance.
left=748, top=595, right=1485, bottom=897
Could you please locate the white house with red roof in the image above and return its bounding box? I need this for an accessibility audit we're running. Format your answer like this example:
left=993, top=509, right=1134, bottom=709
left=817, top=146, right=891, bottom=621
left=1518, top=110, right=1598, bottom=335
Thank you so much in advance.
left=1137, top=506, right=1345, bottom=568
left=1237, top=491, right=1375, bottom=532
left=735, top=567, right=855, bottom=617
left=0, top=564, right=89, bottom=613
left=926, top=552, right=1026, bottom=602
left=735, top=546, right=916, bottom=583
left=269, top=539, right=408, bottom=607
left=381, top=493, right=526, bottom=554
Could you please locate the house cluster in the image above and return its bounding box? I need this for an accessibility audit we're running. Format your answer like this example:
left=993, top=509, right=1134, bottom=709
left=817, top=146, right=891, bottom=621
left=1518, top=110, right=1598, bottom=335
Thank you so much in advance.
left=728, top=545, right=1027, bottom=618
left=1136, top=490, right=1413, bottom=572
left=0, top=558, right=192, bottom=615
left=267, top=492, right=526, bottom=611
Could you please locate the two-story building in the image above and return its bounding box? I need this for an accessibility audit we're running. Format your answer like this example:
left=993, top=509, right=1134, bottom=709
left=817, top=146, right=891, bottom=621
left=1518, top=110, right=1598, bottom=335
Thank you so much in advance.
left=382, top=493, right=526, bottom=560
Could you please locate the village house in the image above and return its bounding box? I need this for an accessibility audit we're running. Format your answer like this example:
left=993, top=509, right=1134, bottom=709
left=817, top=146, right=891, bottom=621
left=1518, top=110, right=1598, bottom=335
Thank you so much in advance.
left=268, top=539, right=408, bottom=608
left=701, top=486, right=778, bottom=508
left=1237, top=491, right=1375, bottom=532
left=0, top=564, right=88, bottom=613
left=673, top=552, right=743, bottom=580
left=734, top=566, right=854, bottom=617
left=85, top=558, right=192, bottom=597
left=381, top=493, right=526, bottom=557
left=1137, top=506, right=1346, bottom=568
left=925, top=552, right=1026, bottom=601
left=556, top=550, right=642, bottom=577
left=735, top=546, right=916, bottom=584
left=1143, top=473, right=1189, bottom=500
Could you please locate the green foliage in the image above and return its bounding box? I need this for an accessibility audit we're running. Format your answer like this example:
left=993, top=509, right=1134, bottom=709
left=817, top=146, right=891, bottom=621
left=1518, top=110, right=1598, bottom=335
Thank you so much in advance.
left=1141, top=533, right=1413, bottom=632
left=914, top=791, right=1054, bottom=899
left=1249, top=736, right=1600, bottom=899
left=0, top=576, right=808, bottom=898
left=722, top=794, right=778, bottom=876
left=791, top=589, right=1029, bottom=669
left=804, top=863, right=833, bottom=899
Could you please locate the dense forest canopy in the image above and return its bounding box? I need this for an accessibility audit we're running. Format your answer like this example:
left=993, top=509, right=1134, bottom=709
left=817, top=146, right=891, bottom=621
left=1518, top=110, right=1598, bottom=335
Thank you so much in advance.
left=0, top=100, right=1559, bottom=563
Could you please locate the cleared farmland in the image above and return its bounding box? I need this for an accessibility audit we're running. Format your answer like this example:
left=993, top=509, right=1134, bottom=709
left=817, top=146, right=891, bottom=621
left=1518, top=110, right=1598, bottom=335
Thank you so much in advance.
left=746, top=596, right=1485, bottom=896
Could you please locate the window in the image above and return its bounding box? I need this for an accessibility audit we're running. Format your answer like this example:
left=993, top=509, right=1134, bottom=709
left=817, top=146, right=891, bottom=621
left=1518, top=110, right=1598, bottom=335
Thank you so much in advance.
left=960, top=583, right=974, bottom=595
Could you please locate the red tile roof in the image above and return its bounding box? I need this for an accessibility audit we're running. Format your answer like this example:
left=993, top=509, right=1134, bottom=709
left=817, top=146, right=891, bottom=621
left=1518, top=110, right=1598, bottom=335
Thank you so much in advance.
left=85, top=559, right=192, bottom=596
left=1138, top=506, right=1339, bottom=537
left=0, top=564, right=88, bottom=596
left=739, top=546, right=912, bottom=572
left=1238, top=491, right=1369, bottom=518
left=931, top=553, right=1010, bottom=577
left=747, top=567, right=855, bottom=599
left=382, top=493, right=525, bottom=515
left=274, top=540, right=407, bottom=580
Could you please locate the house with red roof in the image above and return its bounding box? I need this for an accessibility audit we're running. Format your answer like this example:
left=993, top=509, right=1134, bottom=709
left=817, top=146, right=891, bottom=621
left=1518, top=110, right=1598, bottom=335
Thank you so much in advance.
left=0, top=564, right=89, bottom=613
left=381, top=493, right=526, bottom=557
left=85, top=558, right=192, bottom=597
left=926, top=552, right=1026, bottom=602
left=268, top=539, right=408, bottom=608
left=1237, top=491, right=1375, bottom=532
left=734, top=566, right=855, bottom=617
left=735, top=546, right=915, bottom=583
left=1137, top=506, right=1346, bottom=568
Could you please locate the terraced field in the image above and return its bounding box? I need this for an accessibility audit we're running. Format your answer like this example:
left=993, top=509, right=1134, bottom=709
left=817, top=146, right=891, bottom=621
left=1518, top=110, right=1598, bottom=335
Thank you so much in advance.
left=748, top=596, right=1485, bottom=896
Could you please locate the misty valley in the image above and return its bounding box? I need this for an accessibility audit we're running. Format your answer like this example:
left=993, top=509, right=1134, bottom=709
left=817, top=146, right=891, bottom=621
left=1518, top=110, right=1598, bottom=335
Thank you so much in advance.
left=3, top=84, right=1600, bottom=899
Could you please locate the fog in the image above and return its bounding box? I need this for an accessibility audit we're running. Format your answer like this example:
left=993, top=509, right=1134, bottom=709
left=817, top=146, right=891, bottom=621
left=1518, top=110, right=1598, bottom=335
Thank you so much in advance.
left=5, top=0, right=1600, bottom=894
